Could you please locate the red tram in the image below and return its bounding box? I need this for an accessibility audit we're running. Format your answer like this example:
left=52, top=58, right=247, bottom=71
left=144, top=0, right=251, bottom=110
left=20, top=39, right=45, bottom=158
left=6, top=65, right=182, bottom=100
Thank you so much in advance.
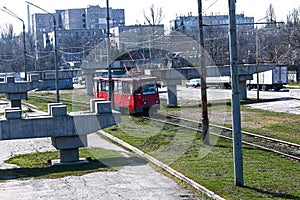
left=94, top=75, right=160, bottom=114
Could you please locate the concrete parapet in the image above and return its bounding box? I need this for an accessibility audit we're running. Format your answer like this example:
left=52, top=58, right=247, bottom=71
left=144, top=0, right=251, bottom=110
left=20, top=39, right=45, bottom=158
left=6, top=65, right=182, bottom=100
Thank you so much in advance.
left=6, top=76, right=15, bottom=83
left=90, top=98, right=105, bottom=113
left=51, top=105, right=67, bottom=117
left=5, top=108, right=22, bottom=119
left=28, top=74, right=40, bottom=82
left=95, top=101, right=112, bottom=114
left=48, top=103, right=64, bottom=115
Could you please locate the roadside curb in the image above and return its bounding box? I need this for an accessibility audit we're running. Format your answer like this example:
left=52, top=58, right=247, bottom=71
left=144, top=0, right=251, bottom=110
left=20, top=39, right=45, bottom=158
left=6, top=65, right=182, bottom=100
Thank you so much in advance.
left=98, top=130, right=226, bottom=200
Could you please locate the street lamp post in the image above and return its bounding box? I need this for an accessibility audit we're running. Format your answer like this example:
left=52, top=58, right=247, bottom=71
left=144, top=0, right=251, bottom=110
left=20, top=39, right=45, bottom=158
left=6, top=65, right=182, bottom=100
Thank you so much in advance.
left=26, top=1, right=59, bottom=103
left=106, top=0, right=113, bottom=106
left=2, top=7, right=27, bottom=81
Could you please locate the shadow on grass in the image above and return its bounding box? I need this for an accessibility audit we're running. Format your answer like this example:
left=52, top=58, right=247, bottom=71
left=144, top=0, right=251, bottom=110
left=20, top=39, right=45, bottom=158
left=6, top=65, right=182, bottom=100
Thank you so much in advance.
left=0, top=156, right=147, bottom=181
left=244, top=185, right=300, bottom=200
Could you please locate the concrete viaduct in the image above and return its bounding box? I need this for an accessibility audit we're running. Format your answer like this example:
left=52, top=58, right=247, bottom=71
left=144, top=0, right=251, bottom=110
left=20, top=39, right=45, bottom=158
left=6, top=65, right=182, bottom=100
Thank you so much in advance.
left=145, top=64, right=277, bottom=106
left=0, top=75, right=121, bottom=165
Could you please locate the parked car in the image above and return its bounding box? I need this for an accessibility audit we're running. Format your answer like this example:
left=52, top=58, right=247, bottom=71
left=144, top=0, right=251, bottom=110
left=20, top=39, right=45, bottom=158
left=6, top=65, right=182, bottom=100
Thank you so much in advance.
left=185, top=78, right=201, bottom=88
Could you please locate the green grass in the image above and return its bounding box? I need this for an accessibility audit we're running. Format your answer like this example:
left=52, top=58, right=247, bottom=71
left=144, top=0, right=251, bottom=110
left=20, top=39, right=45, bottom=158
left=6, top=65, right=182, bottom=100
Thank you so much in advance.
left=163, top=99, right=300, bottom=144
left=1, top=148, right=123, bottom=180
left=23, top=89, right=93, bottom=112
left=105, top=116, right=300, bottom=200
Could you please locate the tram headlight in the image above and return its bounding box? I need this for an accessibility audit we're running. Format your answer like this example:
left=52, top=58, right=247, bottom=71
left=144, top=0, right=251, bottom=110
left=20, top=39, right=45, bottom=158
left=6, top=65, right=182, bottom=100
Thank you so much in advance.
left=143, top=101, right=147, bottom=105
left=155, top=99, right=159, bottom=104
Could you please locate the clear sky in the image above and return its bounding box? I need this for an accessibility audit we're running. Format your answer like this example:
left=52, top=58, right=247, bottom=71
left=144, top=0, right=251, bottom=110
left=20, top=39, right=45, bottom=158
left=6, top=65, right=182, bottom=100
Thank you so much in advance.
left=0, top=0, right=299, bottom=34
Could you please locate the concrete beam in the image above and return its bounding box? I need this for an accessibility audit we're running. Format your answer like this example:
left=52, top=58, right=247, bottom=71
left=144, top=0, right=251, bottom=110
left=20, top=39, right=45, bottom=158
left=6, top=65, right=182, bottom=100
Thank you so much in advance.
left=0, top=101, right=120, bottom=164
left=0, top=101, right=121, bottom=140
left=80, top=62, right=106, bottom=71
left=145, top=64, right=277, bottom=80
left=0, top=75, right=40, bottom=94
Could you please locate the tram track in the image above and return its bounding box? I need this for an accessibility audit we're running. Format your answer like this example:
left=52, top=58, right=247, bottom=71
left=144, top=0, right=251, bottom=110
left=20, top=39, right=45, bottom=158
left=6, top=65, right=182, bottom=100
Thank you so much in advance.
left=144, top=114, right=300, bottom=162
left=28, top=93, right=90, bottom=109
left=26, top=93, right=300, bottom=161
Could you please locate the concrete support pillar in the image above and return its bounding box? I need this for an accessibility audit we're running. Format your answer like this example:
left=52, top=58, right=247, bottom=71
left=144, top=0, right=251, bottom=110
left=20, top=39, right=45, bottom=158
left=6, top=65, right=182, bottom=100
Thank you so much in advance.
left=238, top=80, right=247, bottom=100
left=60, top=148, right=79, bottom=163
left=11, top=100, right=22, bottom=108
left=51, top=135, right=87, bottom=164
left=85, top=73, right=94, bottom=96
left=49, top=104, right=88, bottom=164
left=167, top=85, right=178, bottom=107
left=6, top=93, right=27, bottom=109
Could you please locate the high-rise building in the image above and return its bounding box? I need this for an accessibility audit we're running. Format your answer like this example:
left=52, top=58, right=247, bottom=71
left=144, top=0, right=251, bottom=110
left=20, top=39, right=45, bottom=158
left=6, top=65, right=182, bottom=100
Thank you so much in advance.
left=31, top=5, right=125, bottom=56
left=170, top=13, right=254, bottom=39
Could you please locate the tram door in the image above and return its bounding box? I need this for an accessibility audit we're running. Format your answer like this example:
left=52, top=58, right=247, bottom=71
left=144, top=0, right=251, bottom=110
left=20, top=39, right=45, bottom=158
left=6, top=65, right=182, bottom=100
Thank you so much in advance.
left=122, top=81, right=133, bottom=112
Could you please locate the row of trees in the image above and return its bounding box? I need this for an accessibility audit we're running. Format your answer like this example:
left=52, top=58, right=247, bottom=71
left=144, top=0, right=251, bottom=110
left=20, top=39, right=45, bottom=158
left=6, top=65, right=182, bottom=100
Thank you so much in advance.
left=203, top=4, right=300, bottom=66
left=0, top=4, right=299, bottom=73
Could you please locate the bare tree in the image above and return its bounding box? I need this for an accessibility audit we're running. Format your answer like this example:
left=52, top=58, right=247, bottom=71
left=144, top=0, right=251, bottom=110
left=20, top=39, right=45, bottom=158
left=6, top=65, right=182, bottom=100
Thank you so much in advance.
left=266, top=3, right=277, bottom=28
left=286, top=8, right=300, bottom=27
left=143, top=4, right=164, bottom=25
left=266, top=3, right=276, bottom=22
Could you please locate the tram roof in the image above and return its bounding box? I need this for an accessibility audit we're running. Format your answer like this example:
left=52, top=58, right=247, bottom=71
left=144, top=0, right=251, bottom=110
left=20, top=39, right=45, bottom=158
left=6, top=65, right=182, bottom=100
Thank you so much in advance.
left=94, top=74, right=157, bottom=81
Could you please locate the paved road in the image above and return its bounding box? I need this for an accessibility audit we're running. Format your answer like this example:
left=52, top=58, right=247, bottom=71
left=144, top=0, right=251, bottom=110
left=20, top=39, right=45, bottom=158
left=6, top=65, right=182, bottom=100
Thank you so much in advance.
left=160, top=86, right=300, bottom=114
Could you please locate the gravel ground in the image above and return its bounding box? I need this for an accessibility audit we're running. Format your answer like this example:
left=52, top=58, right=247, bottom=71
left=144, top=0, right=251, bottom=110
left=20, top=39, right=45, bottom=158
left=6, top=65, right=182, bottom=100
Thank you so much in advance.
left=0, top=133, right=198, bottom=200
left=161, top=86, right=300, bottom=114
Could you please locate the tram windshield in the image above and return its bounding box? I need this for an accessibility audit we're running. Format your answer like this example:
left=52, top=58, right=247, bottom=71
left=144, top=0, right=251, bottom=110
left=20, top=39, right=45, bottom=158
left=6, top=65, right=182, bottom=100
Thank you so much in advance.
left=142, top=80, right=157, bottom=95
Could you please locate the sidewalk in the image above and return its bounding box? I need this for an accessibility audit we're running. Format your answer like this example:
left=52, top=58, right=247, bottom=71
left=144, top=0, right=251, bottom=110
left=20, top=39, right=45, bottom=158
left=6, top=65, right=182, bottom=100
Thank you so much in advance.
left=0, top=133, right=197, bottom=200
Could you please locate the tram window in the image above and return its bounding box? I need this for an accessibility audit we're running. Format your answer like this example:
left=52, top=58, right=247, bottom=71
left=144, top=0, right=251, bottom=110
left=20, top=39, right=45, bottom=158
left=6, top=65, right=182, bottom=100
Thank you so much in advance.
left=142, top=80, right=157, bottom=95
left=122, top=82, right=133, bottom=94
left=101, top=81, right=109, bottom=91
left=128, top=82, right=133, bottom=94
left=115, top=81, right=122, bottom=94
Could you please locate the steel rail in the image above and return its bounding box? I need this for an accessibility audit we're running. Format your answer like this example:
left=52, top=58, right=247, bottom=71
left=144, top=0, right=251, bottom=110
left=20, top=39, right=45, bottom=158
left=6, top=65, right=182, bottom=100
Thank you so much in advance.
left=145, top=115, right=300, bottom=161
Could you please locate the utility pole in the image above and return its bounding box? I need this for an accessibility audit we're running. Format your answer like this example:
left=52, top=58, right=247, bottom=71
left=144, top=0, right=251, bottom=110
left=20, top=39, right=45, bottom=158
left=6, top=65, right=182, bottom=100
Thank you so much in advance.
left=106, top=0, right=113, bottom=105
left=26, top=1, right=60, bottom=103
left=255, top=28, right=260, bottom=100
left=198, top=0, right=209, bottom=145
left=228, top=0, right=244, bottom=187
